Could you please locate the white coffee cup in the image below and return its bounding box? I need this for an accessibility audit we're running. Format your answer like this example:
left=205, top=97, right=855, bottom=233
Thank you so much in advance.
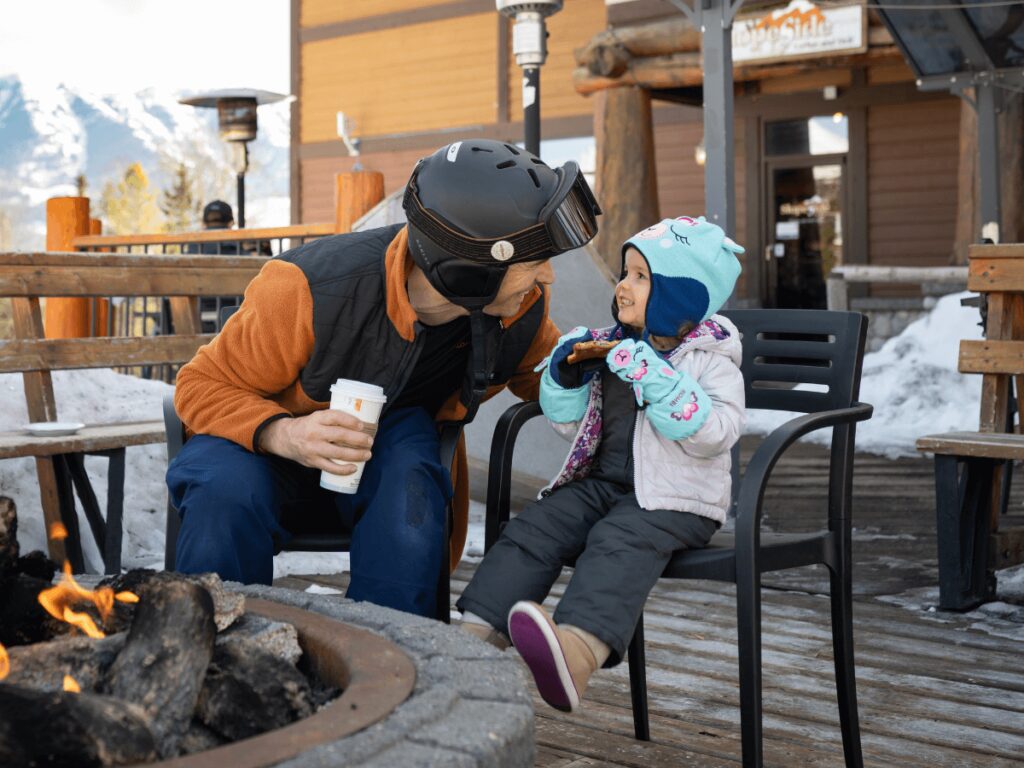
left=320, top=379, right=387, bottom=494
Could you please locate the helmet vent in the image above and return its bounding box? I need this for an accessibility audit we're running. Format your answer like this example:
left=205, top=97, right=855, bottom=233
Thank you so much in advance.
left=527, top=168, right=541, bottom=188
left=504, top=144, right=521, bottom=155
left=471, top=146, right=494, bottom=152
left=531, top=158, right=548, bottom=167
left=496, top=159, right=517, bottom=169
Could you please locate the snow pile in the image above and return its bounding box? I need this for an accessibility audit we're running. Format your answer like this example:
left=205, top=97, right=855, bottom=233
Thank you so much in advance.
left=745, top=292, right=983, bottom=458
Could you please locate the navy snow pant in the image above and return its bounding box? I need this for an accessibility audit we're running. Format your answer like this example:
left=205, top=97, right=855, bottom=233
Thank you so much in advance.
left=167, top=406, right=452, bottom=617
left=457, top=476, right=717, bottom=665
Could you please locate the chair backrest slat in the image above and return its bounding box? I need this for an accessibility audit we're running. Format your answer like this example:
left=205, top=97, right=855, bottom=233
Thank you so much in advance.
left=721, top=309, right=867, bottom=414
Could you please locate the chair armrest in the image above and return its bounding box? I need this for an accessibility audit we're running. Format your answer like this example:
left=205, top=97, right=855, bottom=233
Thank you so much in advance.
left=734, top=402, right=873, bottom=555
left=163, top=391, right=185, bottom=463
left=485, top=400, right=544, bottom=552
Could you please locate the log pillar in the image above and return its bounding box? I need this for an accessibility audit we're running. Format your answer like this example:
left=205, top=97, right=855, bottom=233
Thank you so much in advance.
left=594, top=86, right=660, bottom=276
left=334, top=170, right=385, bottom=234
left=43, top=197, right=91, bottom=339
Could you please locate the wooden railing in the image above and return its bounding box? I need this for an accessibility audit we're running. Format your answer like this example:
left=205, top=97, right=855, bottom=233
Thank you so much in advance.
left=68, top=224, right=332, bottom=371
left=71, top=223, right=336, bottom=253
left=825, top=265, right=969, bottom=311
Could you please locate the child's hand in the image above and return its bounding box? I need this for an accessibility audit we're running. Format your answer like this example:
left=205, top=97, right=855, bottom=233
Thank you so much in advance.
left=535, top=326, right=600, bottom=389
left=606, top=339, right=682, bottom=405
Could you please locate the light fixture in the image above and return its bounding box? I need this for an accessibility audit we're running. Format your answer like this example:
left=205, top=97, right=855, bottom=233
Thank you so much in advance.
left=496, top=0, right=564, bottom=155
left=832, top=111, right=845, bottom=124
left=694, top=138, right=706, bottom=167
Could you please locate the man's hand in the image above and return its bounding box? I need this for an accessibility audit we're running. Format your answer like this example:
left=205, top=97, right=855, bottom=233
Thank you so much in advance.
left=259, top=410, right=374, bottom=475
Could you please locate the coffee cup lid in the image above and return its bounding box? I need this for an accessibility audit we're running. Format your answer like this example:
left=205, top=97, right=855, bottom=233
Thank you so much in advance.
left=331, top=379, right=387, bottom=400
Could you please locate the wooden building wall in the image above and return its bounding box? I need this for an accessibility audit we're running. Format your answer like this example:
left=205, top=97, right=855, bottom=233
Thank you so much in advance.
left=294, top=0, right=606, bottom=224
left=866, top=98, right=960, bottom=267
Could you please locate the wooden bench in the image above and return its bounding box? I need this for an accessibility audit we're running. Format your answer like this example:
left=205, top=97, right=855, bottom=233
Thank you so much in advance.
left=916, top=243, right=1024, bottom=610
left=0, top=251, right=265, bottom=573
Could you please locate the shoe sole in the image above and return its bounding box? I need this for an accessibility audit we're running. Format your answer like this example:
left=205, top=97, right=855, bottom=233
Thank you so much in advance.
left=507, top=602, right=579, bottom=712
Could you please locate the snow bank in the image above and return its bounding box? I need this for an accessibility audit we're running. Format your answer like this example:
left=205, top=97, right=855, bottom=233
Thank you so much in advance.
left=745, top=292, right=983, bottom=458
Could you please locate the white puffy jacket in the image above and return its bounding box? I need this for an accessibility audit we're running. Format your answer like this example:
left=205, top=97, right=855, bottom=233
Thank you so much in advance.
left=544, top=315, right=746, bottom=524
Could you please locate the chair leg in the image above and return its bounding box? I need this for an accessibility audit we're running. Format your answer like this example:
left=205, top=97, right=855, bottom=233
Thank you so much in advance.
left=627, top=612, right=650, bottom=741
left=830, top=551, right=864, bottom=767
left=735, top=568, right=764, bottom=767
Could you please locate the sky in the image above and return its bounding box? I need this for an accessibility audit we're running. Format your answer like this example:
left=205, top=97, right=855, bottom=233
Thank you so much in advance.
left=0, top=0, right=289, bottom=96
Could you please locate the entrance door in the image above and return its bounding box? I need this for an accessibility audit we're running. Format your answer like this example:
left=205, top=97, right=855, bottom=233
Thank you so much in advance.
left=766, top=160, right=844, bottom=309
left=760, top=114, right=849, bottom=309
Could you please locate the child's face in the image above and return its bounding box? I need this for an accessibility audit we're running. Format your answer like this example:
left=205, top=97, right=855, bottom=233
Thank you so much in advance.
left=615, top=249, right=650, bottom=329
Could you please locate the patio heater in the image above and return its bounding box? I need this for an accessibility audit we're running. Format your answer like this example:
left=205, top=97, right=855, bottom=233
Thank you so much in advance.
left=179, top=89, right=290, bottom=228
left=496, top=0, right=563, bottom=156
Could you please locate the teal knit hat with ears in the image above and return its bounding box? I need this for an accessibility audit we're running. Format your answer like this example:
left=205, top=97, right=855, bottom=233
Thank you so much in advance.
left=621, top=215, right=744, bottom=336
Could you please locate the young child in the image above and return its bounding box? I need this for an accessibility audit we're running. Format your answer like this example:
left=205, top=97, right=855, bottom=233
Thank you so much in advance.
left=456, top=215, right=746, bottom=712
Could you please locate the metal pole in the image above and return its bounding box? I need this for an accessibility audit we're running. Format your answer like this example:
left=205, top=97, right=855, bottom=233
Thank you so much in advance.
left=523, top=66, right=541, bottom=157
left=236, top=172, right=246, bottom=229
left=976, top=80, right=1001, bottom=242
left=701, top=0, right=737, bottom=235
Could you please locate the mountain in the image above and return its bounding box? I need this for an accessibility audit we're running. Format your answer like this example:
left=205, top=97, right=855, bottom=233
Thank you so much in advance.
left=0, top=75, right=289, bottom=249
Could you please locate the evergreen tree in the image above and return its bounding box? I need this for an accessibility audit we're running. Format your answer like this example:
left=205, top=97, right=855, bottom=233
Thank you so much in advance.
left=160, top=163, right=201, bottom=232
left=98, top=163, right=163, bottom=235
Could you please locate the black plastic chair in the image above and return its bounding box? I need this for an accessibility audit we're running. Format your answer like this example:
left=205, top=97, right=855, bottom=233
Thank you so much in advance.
left=484, top=309, right=872, bottom=767
left=163, top=306, right=459, bottom=622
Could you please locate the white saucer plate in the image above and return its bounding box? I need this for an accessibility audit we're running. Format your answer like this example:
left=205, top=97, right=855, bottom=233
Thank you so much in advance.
left=23, top=422, right=86, bottom=437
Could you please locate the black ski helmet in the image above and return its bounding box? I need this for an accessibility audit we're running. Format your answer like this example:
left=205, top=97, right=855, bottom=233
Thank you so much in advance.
left=403, top=139, right=601, bottom=310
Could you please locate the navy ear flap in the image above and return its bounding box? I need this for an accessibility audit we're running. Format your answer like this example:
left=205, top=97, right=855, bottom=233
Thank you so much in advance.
left=646, top=275, right=709, bottom=337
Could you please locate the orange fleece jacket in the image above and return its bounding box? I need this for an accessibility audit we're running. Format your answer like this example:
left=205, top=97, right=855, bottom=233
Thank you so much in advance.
left=174, top=227, right=561, bottom=566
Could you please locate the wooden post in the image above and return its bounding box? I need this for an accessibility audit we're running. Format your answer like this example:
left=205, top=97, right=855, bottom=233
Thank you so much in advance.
left=89, top=218, right=111, bottom=336
left=334, top=170, right=385, bottom=234
left=43, top=197, right=91, bottom=339
left=593, top=87, right=660, bottom=276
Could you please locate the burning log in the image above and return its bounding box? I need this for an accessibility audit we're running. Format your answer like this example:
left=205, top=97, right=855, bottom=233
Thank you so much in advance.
left=0, top=683, right=157, bottom=767
left=196, top=637, right=314, bottom=741
left=103, top=580, right=216, bottom=758
left=0, top=574, right=72, bottom=646
left=5, top=633, right=126, bottom=692
left=101, top=569, right=245, bottom=633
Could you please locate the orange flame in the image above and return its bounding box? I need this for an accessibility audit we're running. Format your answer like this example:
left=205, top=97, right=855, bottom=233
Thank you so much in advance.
left=37, top=562, right=139, bottom=639
left=49, top=522, right=68, bottom=541
left=63, top=674, right=81, bottom=693
left=0, top=643, right=8, bottom=681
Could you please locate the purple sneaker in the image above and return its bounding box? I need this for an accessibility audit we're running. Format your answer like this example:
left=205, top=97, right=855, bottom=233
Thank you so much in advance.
left=507, top=601, right=580, bottom=712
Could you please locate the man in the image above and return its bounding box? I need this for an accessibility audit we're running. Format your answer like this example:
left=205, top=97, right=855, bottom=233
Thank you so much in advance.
left=202, top=200, right=234, bottom=231
left=167, top=139, right=602, bottom=617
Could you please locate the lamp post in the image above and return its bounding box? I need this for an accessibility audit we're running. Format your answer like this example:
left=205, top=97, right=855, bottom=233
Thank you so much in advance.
left=496, top=1, right=563, bottom=156
left=179, top=89, right=290, bottom=228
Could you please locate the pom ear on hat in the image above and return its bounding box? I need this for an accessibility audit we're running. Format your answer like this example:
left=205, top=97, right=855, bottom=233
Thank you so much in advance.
left=622, top=216, right=743, bottom=336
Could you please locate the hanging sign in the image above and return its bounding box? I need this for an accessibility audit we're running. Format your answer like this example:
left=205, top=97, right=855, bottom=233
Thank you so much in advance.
left=732, top=0, right=866, bottom=65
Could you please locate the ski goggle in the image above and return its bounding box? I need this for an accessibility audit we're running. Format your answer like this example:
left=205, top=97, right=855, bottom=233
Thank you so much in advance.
left=403, top=160, right=602, bottom=266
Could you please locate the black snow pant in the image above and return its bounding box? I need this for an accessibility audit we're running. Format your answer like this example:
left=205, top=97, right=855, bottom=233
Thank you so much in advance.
left=456, top=476, right=717, bottom=666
